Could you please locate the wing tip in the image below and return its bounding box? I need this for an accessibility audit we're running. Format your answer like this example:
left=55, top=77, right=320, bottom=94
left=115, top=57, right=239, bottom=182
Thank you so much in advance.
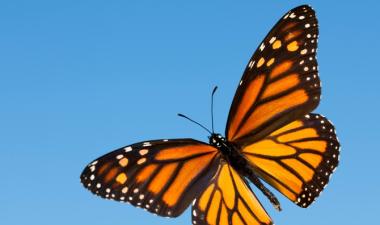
left=283, top=5, right=316, bottom=21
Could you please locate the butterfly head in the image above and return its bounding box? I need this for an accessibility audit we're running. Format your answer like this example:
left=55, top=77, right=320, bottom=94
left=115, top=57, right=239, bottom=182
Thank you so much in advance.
left=209, top=133, right=226, bottom=148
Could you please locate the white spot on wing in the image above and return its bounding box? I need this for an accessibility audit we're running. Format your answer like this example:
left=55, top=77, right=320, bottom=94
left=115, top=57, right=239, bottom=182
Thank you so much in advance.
left=248, top=60, right=255, bottom=69
left=143, top=142, right=152, bottom=147
left=259, top=43, right=265, bottom=51
left=269, top=36, right=276, bottom=44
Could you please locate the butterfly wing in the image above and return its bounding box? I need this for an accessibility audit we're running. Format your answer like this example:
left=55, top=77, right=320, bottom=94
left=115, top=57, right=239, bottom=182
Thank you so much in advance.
left=226, top=5, right=320, bottom=144
left=242, top=113, right=340, bottom=207
left=192, top=160, right=273, bottom=225
left=80, top=139, right=220, bottom=217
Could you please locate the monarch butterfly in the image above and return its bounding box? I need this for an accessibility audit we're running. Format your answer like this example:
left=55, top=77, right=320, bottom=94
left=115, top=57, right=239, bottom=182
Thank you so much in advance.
left=80, top=5, right=340, bottom=225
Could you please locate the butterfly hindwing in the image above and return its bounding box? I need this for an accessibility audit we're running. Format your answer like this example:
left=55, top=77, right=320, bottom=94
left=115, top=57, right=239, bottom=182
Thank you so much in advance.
left=80, top=139, right=220, bottom=217
left=192, top=160, right=273, bottom=225
left=226, top=5, right=320, bottom=144
left=242, top=113, right=340, bottom=207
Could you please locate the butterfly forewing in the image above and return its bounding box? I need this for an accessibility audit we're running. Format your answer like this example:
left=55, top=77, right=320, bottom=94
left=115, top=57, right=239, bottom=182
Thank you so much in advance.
left=242, top=113, right=340, bottom=207
left=226, top=5, right=321, bottom=145
left=80, top=139, right=220, bottom=217
left=192, top=160, right=273, bottom=225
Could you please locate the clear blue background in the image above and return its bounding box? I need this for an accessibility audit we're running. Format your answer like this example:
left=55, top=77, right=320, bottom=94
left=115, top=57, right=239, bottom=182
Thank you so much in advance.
left=1, top=1, right=378, bottom=224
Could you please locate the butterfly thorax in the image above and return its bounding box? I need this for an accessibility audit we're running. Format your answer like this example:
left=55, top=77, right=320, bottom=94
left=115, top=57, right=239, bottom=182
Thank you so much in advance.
left=209, top=133, right=248, bottom=171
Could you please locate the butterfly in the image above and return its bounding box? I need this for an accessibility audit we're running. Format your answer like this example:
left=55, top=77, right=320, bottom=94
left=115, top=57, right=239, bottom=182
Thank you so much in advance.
left=80, top=5, right=340, bottom=225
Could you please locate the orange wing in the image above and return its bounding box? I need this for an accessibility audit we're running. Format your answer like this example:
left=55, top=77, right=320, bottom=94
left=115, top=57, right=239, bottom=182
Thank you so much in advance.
left=242, top=113, right=340, bottom=207
left=80, top=139, right=220, bottom=217
left=226, top=5, right=320, bottom=145
left=192, top=160, right=273, bottom=225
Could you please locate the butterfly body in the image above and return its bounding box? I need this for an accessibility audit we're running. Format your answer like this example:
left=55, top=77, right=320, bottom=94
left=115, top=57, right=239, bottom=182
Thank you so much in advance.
left=209, top=134, right=254, bottom=181
left=81, top=5, right=340, bottom=225
left=209, top=133, right=249, bottom=177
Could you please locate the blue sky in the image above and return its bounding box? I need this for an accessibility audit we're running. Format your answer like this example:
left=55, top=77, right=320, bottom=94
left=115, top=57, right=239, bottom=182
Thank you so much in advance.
left=1, top=1, right=379, bottom=224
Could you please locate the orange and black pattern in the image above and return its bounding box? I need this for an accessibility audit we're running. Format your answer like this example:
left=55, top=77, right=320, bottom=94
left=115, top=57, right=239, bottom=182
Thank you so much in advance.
left=80, top=5, right=340, bottom=225
left=81, top=139, right=220, bottom=217
left=227, top=5, right=320, bottom=145
left=242, top=113, right=339, bottom=207
left=192, top=161, right=273, bottom=225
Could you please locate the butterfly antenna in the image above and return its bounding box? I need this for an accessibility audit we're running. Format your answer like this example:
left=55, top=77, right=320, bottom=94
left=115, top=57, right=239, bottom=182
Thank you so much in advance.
left=211, top=86, right=218, bottom=133
left=178, top=113, right=212, bottom=135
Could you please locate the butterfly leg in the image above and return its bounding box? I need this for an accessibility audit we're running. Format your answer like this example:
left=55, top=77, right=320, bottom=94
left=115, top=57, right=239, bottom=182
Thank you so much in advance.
left=247, top=173, right=282, bottom=211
